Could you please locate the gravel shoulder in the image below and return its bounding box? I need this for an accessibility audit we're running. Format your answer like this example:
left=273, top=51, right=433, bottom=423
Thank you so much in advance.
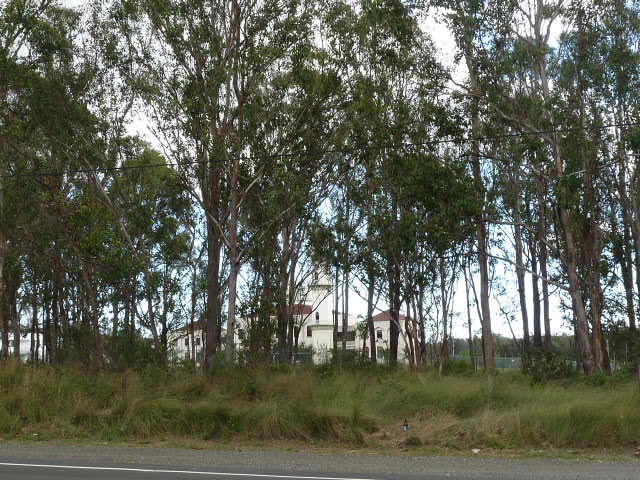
left=0, top=442, right=638, bottom=480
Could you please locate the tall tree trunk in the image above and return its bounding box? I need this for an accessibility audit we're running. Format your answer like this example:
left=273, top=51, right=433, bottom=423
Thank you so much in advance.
left=614, top=99, right=637, bottom=332
left=529, top=0, right=594, bottom=373
left=387, top=194, right=401, bottom=366
left=205, top=221, right=221, bottom=371
left=538, top=186, right=552, bottom=348
left=439, top=258, right=449, bottom=374
left=418, top=288, right=426, bottom=365
left=11, top=278, right=19, bottom=361
left=225, top=157, right=241, bottom=363
left=333, top=265, right=339, bottom=362
left=365, top=161, right=377, bottom=364
left=559, top=206, right=596, bottom=375
left=342, top=269, right=349, bottom=353
left=464, top=261, right=475, bottom=369
left=389, top=262, right=401, bottom=367
left=405, top=299, right=415, bottom=369
left=276, top=225, right=291, bottom=363
left=51, top=274, right=59, bottom=364
left=44, top=282, right=51, bottom=364
left=0, top=241, right=5, bottom=362
left=465, top=52, right=494, bottom=378
left=367, top=264, right=376, bottom=364
left=513, top=174, right=530, bottom=354
left=621, top=218, right=636, bottom=331
left=530, top=245, right=542, bottom=348
left=586, top=225, right=610, bottom=374
left=611, top=199, right=635, bottom=332
left=190, top=266, right=197, bottom=367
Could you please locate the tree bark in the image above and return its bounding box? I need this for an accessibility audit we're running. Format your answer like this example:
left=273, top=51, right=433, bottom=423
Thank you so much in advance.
left=225, top=156, right=241, bottom=363
left=558, top=207, right=596, bottom=375
left=530, top=244, right=542, bottom=348
left=465, top=53, right=494, bottom=377
left=537, top=184, right=552, bottom=348
left=367, top=264, right=376, bottom=364
left=342, top=269, right=349, bottom=353
left=513, top=170, right=530, bottom=353
left=204, top=173, right=222, bottom=373
left=439, top=258, right=449, bottom=374
left=333, top=265, right=339, bottom=361
left=464, top=260, right=475, bottom=369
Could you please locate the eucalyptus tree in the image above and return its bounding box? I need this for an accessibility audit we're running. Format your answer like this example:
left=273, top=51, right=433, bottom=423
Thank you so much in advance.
left=591, top=1, right=640, bottom=335
left=108, top=144, right=192, bottom=365
left=437, top=0, right=628, bottom=375
left=434, top=0, right=514, bottom=377
left=320, top=0, right=464, bottom=365
left=109, top=0, right=320, bottom=370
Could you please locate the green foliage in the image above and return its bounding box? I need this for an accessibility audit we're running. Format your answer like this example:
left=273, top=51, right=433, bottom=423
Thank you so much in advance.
left=442, top=359, right=476, bottom=376
left=523, top=349, right=576, bottom=384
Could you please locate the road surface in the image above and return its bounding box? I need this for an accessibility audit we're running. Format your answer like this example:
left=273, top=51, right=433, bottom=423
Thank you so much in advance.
left=0, top=443, right=637, bottom=479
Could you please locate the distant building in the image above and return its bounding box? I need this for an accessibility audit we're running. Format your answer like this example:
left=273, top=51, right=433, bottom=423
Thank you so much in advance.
left=369, top=310, right=412, bottom=363
left=167, top=322, right=206, bottom=365
left=166, top=266, right=413, bottom=365
left=294, top=266, right=357, bottom=363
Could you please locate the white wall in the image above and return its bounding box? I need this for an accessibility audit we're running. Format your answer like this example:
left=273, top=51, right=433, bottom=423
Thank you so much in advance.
left=168, top=328, right=205, bottom=363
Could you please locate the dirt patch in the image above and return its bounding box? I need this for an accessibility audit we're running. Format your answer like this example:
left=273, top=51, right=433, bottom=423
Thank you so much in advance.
left=370, top=413, right=461, bottom=449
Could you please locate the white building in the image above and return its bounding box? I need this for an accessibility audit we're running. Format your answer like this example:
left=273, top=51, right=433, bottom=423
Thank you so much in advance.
left=167, top=322, right=206, bottom=365
left=167, top=267, right=412, bottom=365
left=369, top=310, right=412, bottom=363
left=294, top=267, right=357, bottom=363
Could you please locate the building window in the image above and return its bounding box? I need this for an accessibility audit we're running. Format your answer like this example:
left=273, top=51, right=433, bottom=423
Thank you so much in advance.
left=184, top=338, right=189, bottom=347
left=377, top=346, right=384, bottom=358
left=315, top=312, right=320, bottom=323
left=376, top=330, right=383, bottom=340
left=307, top=326, right=312, bottom=337
left=195, top=337, right=201, bottom=346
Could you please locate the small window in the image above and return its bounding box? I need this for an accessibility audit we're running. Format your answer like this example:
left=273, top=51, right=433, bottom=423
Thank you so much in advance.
left=377, top=346, right=384, bottom=357
left=195, top=337, right=201, bottom=346
left=307, top=326, right=312, bottom=337
left=376, top=330, right=383, bottom=340
left=315, top=312, right=320, bottom=322
left=184, top=338, right=189, bottom=347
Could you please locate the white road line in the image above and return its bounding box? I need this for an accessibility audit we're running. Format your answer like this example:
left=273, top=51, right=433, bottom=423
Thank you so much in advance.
left=0, top=462, right=379, bottom=480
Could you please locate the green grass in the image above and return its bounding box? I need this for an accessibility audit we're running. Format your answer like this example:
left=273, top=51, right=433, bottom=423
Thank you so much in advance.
left=0, top=361, right=638, bottom=451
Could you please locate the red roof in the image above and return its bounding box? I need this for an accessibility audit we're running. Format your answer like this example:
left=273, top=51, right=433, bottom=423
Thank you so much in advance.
left=289, top=304, right=313, bottom=315
left=371, top=310, right=410, bottom=322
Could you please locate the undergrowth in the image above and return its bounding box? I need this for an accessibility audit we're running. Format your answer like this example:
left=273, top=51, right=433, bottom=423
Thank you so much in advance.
left=0, top=361, right=638, bottom=450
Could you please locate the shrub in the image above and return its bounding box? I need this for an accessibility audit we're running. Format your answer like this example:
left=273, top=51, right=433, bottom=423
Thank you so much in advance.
left=443, top=359, right=476, bottom=376
left=523, top=348, right=574, bottom=383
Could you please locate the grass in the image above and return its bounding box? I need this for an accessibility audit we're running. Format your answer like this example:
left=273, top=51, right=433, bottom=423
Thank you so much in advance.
left=0, top=361, right=639, bottom=454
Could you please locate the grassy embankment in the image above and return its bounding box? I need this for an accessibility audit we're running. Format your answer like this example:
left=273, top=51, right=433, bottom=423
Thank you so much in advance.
left=0, top=361, right=639, bottom=453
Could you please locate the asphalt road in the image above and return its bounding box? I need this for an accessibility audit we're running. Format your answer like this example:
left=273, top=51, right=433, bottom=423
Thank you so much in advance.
left=0, top=443, right=638, bottom=480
